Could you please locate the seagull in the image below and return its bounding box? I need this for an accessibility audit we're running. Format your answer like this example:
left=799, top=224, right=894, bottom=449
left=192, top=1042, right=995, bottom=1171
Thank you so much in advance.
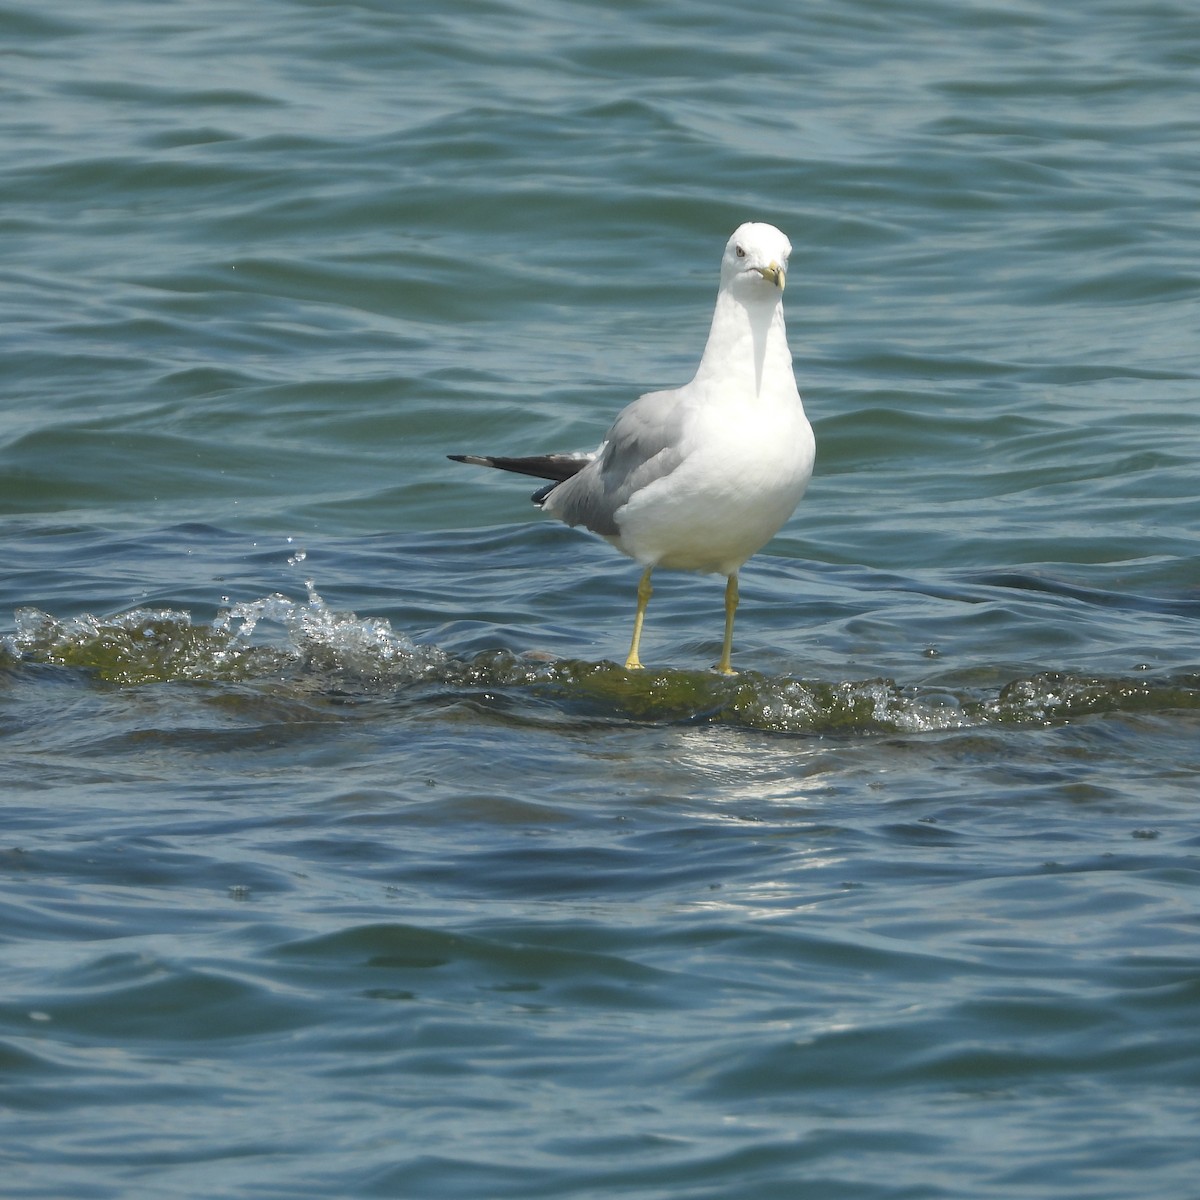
left=450, top=222, right=815, bottom=674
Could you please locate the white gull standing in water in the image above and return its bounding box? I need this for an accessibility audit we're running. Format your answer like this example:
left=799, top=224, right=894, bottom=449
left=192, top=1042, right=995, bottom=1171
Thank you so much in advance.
left=450, top=221, right=815, bottom=674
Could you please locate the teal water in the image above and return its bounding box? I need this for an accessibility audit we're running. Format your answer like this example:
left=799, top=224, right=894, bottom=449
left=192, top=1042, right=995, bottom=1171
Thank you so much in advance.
left=3, top=1, right=1200, bottom=1197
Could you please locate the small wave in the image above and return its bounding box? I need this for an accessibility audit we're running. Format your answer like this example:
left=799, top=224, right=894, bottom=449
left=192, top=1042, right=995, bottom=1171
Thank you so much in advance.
left=2, top=582, right=447, bottom=688
left=4, top=587, right=1197, bottom=735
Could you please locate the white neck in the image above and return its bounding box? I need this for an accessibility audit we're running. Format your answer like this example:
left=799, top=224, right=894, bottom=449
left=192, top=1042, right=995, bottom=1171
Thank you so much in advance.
left=691, top=287, right=793, bottom=399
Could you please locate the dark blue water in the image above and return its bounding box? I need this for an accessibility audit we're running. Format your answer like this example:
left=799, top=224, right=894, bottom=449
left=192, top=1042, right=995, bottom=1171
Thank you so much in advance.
left=2, top=1, right=1199, bottom=1197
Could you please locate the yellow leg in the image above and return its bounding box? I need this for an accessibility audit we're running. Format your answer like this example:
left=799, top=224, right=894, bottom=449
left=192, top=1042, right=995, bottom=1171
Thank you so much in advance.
left=624, top=566, right=653, bottom=670
left=716, top=573, right=739, bottom=675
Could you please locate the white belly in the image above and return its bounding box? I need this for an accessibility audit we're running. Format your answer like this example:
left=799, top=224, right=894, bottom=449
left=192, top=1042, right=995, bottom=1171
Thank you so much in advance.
left=612, top=400, right=815, bottom=574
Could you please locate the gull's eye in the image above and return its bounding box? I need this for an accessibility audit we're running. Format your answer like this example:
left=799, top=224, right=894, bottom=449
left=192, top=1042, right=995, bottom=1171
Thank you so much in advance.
left=735, top=245, right=745, bottom=258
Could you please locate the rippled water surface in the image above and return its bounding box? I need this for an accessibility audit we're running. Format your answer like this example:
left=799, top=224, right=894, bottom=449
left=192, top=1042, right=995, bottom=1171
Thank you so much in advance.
left=3, top=1, right=1199, bottom=1197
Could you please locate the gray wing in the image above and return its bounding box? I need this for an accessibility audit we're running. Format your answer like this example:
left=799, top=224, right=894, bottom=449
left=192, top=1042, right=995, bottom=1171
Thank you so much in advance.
left=541, top=388, right=689, bottom=535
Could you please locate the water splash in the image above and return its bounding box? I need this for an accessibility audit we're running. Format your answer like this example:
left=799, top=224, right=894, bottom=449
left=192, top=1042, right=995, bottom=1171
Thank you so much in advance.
left=4, top=581, right=447, bottom=688
left=211, top=580, right=448, bottom=683
left=4, top=587, right=1197, bottom=734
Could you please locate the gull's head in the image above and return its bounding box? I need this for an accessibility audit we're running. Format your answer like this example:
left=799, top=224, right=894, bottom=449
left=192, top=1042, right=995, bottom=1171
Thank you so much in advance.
left=720, top=222, right=791, bottom=297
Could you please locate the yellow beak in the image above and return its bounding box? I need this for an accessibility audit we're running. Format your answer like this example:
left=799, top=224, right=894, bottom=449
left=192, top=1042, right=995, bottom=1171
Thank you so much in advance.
left=755, top=261, right=785, bottom=290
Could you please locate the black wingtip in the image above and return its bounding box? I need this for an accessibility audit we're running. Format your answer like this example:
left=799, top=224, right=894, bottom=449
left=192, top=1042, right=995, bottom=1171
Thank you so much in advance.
left=531, top=480, right=558, bottom=506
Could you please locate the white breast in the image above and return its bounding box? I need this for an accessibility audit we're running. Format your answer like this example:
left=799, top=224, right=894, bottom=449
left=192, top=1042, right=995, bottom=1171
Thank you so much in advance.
left=613, top=395, right=815, bottom=574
